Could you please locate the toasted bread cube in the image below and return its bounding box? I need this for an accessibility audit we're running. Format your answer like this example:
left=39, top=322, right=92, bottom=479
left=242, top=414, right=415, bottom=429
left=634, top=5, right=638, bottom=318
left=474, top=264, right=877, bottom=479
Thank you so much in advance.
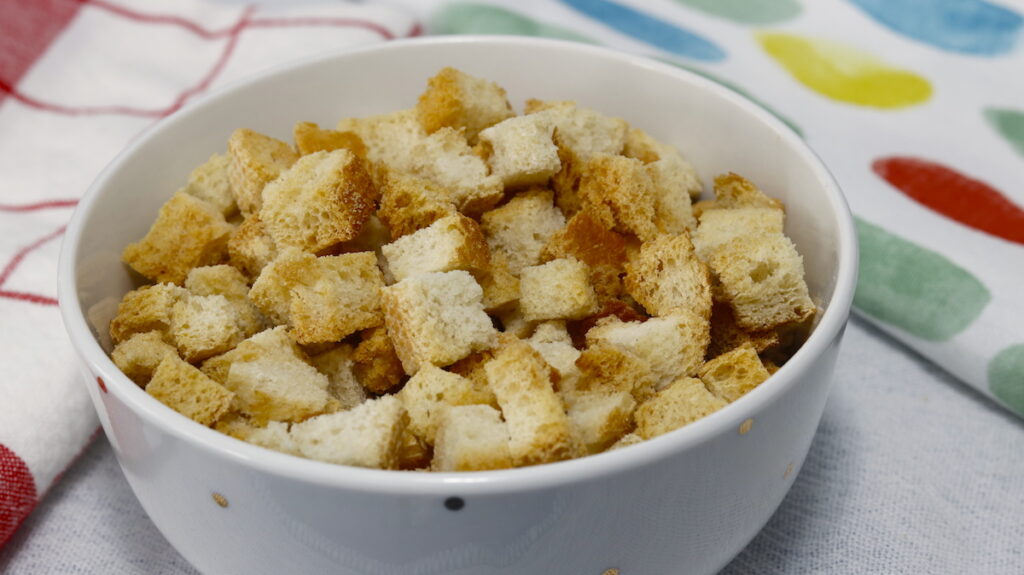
left=351, top=326, right=405, bottom=394
left=648, top=160, right=697, bottom=234
left=624, top=127, right=703, bottom=201
left=201, top=326, right=304, bottom=384
left=381, top=214, right=489, bottom=282
left=698, top=343, right=770, bottom=403
left=337, top=109, right=424, bottom=172
left=568, top=391, right=636, bottom=455
left=578, top=154, right=660, bottom=242
left=109, top=283, right=188, bottom=344
left=484, top=340, right=573, bottom=466
left=446, top=348, right=501, bottom=408
left=608, top=432, right=644, bottom=451
left=707, top=302, right=780, bottom=359
left=433, top=404, right=513, bottom=471
left=378, top=171, right=458, bottom=239
left=147, top=355, right=234, bottom=426
left=416, top=67, right=514, bottom=144
left=713, top=173, right=785, bottom=211
left=541, top=211, right=629, bottom=269
left=479, top=114, right=560, bottom=188
left=549, top=141, right=586, bottom=216
left=184, top=153, right=237, bottom=217
left=481, top=189, right=566, bottom=274
left=290, top=395, right=406, bottom=469
left=228, top=214, right=277, bottom=279
left=122, top=191, right=234, bottom=285
left=294, top=121, right=368, bottom=158
left=227, top=128, right=298, bottom=215
left=520, top=258, right=599, bottom=322
left=260, top=149, right=375, bottom=254
left=709, top=233, right=815, bottom=331
left=475, top=252, right=520, bottom=312
left=335, top=214, right=391, bottom=256
left=692, top=207, right=785, bottom=261
left=398, top=365, right=493, bottom=445
left=586, top=311, right=710, bottom=387
left=185, top=265, right=264, bottom=338
left=225, top=354, right=331, bottom=424
left=247, top=421, right=301, bottom=456
left=250, top=250, right=385, bottom=344
left=310, top=345, right=368, bottom=411
left=531, top=337, right=582, bottom=397
left=494, top=306, right=535, bottom=338
left=398, top=429, right=431, bottom=470
left=635, top=377, right=726, bottom=439
left=575, top=343, right=657, bottom=403
left=625, top=233, right=712, bottom=320
left=111, top=331, right=178, bottom=387
left=524, top=100, right=628, bottom=159
left=170, top=294, right=246, bottom=363
left=381, top=270, right=498, bottom=374
left=409, top=127, right=504, bottom=215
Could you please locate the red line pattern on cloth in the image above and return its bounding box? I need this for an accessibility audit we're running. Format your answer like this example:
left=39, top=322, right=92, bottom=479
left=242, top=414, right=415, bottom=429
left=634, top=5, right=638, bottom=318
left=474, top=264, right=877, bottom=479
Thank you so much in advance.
left=0, top=225, right=67, bottom=307
left=0, top=0, right=83, bottom=107
left=0, top=443, right=38, bottom=548
left=0, top=199, right=79, bottom=212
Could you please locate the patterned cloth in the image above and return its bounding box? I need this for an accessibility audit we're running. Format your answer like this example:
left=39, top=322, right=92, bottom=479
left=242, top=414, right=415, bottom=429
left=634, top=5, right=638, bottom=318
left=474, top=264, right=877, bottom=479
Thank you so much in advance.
left=0, top=0, right=417, bottom=549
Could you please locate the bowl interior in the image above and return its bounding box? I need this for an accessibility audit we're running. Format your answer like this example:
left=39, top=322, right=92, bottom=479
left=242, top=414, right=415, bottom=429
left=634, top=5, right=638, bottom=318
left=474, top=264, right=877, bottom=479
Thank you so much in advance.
left=64, top=36, right=853, bottom=482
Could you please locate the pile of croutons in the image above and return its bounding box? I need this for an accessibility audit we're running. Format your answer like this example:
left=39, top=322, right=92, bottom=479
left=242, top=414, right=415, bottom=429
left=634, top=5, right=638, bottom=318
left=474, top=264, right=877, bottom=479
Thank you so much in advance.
left=108, top=67, right=816, bottom=472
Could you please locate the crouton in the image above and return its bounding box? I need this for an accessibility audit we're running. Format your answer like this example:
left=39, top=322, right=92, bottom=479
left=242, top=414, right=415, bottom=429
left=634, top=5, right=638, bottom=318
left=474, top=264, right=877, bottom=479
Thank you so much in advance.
left=623, top=127, right=703, bottom=201
left=474, top=252, right=520, bottom=312
left=249, top=249, right=385, bottom=344
left=184, top=265, right=265, bottom=338
left=184, top=153, right=237, bottom=217
left=575, top=343, right=657, bottom=403
left=290, top=395, right=407, bottom=469
left=200, top=326, right=304, bottom=384
left=707, top=302, right=780, bottom=359
left=398, top=365, right=493, bottom=445
left=494, top=306, right=536, bottom=338
left=109, top=283, right=188, bottom=344
left=648, top=160, right=697, bottom=234
left=481, top=189, right=566, bottom=274
left=111, top=331, right=178, bottom=387
left=227, top=214, right=277, bottom=279
left=260, top=149, right=375, bottom=254
left=122, top=191, right=234, bottom=285
left=398, top=430, right=432, bottom=470
left=333, top=214, right=391, bottom=257
left=708, top=233, right=815, bottom=331
left=446, top=348, right=501, bottom=407
left=541, top=210, right=629, bottom=269
left=712, top=173, right=785, bottom=211
left=433, top=404, right=513, bottom=471
left=416, top=67, right=514, bottom=144
left=568, top=391, right=636, bottom=455
left=351, top=326, right=405, bottom=394
left=224, top=354, right=331, bottom=424
left=247, top=421, right=301, bottom=456
left=310, top=345, right=368, bottom=411
left=624, top=233, right=713, bottom=320
left=567, top=300, right=649, bottom=348
left=293, top=121, right=368, bottom=159
left=692, top=207, right=785, bottom=261
left=337, top=109, right=424, bottom=173
left=408, top=127, right=504, bottom=215
left=608, top=432, right=644, bottom=451
left=549, top=142, right=586, bottom=216
left=698, top=343, right=770, bottom=403
left=227, top=128, right=298, bottom=215
left=635, top=377, right=726, bottom=439
left=381, top=270, right=498, bottom=374
left=519, top=258, right=599, bottom=322
left=147, top=355, right=234, bottom=426
left=586, top=311, right=709, bottom=388
left=484, top=340, right=573, bottom=466
left=377, top=171, right=458, bottom=239
left=479, top=114, right=560, bottom=188
left=170, top=294, right=247, bottom=363
left=578, top=154, right=660, bottom=242
left=523, top=100, right=628, bottom=159
left=381, top=214, right=489, bottom=282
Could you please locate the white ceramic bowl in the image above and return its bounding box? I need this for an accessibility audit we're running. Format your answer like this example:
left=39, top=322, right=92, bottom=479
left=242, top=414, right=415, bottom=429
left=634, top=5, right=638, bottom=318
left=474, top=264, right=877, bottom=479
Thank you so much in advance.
left=59, top=36, right=857, bottom=575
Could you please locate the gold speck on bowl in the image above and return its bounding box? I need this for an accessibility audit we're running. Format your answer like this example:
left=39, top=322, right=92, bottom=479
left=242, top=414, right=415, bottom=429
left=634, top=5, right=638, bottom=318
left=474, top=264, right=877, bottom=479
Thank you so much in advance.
left=738, top=419, right=754, bottom=435
left=212, top=492, right=229, bottom=508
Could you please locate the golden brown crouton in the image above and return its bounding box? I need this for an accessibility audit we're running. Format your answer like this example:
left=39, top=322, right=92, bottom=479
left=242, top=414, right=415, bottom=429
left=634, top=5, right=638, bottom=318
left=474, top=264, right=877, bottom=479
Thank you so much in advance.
left=578, top=154, right=660, bottom=242
left=377, top=171, right=459, bottom=240
left=147, top=355, right=235, bottom=426
left=692, top=207, right=785, bottom=262
left=519, top=258, right=599, bottom=322
left=227, top=214, right=277, bottom=279
left=407, top=127, right=504, bottom=215
left=109, top=283, right=188, bottom=344
left=698, top=343, right=771, bottom=403
left=433, top=404, right=513, bottom=471
left=635, top=377, right=726, bottom=439
left=183, top=153, right=237, bottom=217
left=290, top=395, right=407, bottom=469
left=397, top=365, right=493, bottom=445
left=184, top=265, right=264, bottom=336
left=541, top=210, right=629, bottom=269
left=260, top=149, right=375, bottom=255
left=567, top=391, right=636, bottom=455
left=111, top=331, right=178, bottom=387
left=381, top=214, right=490, bottom=282
left=586, top=310, right=710, bottom=387
left=523, top=100, right=628, bottom=160
left=481, top=189, right=566, bottom=274
left=416, top=67, right=514, bottom=144
left=623, top=127, right=704, bottom=201
left=474, top=251, right=520, bottom=313
left=624, top=233, right=713, bottom=320
left=575, top=343, right=657, bottom=403
left=707, top=302, right=780, bottom=359
left=351, top=326, right=405, bottom=394
left=122, top=191, right=234, bottom=285
left=484, top=339, right=573, bottom=466
left=712, top=173, right=785, bottom=211
left=381, top=270, right=498, bottom=374
left=478, top=114, right=560, bottom=188
left=293, top=121, right=368, bottom=158
left=227, top=128, right=298, bottom=215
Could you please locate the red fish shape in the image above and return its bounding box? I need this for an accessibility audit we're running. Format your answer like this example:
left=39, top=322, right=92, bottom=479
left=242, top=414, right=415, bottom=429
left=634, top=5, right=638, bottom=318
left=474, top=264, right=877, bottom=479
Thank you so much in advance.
left=873, top=156, right=1024, bottom=246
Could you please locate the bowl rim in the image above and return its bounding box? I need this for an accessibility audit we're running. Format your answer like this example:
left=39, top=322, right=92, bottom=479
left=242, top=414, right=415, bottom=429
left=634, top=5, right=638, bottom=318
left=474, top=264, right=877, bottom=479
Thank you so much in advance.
left=58, top=34, right=858, bottom=496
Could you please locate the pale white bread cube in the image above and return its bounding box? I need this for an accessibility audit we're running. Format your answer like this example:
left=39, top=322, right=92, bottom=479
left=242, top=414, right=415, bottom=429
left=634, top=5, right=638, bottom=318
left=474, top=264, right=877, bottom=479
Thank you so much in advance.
left=479, top=114, right=560, bottom=188
left=290, top=395, right=407, bottom=469
left=692, top=207, right=785, bottom=262
left=183, top=153, right=237, bottom=217
left=567, top=391, right=636, bottom=455
left=585, top=311, right=710, bottom=388
left=433, top=404, right=513, bottom=471
left=310, top=345, right=368, bottom=411
left=397, top=365, right=493, bottom=445
left=227, top=128, right=298, bottom=216
left=624, top=233, right=712, bottom=320
left=224, top=355, right=331, bottom=424
left=519, top=258, right=599, bottom=322
left=381, top=214, right=490, bottom=282
left=481, top=189, right=566, bottom=274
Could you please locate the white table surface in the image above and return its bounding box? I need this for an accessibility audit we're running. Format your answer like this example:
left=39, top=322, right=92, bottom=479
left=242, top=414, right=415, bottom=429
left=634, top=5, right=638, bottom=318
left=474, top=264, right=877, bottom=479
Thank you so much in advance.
left=2, top=316, right=1021, bottom=574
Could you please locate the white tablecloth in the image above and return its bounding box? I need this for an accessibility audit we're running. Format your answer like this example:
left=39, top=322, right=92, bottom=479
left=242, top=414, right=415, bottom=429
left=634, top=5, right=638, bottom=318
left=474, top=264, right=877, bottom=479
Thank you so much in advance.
left=3, top=316, right=1022, bottom=574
